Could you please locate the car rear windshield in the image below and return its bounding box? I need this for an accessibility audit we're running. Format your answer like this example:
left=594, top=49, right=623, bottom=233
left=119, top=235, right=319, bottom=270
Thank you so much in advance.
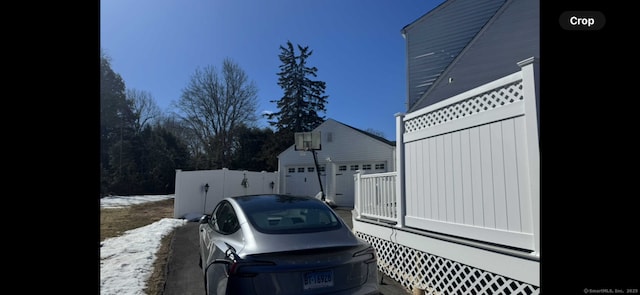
left=238, top=195, right=342, bottom=234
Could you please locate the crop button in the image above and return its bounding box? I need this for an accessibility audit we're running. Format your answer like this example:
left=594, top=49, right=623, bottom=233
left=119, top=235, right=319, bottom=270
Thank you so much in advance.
left=559, top=11, right=606, bottom=30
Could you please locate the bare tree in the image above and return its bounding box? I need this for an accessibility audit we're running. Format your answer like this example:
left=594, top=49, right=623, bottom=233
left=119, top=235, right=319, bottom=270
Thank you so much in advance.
left=127, top=88, right=161, bottom=133
left=176, top=58, right=258, bottom=169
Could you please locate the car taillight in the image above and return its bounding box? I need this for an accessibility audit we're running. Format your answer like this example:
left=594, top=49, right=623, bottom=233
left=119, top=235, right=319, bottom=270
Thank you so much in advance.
left=228, top=260, right=241, bottom=276
left=353, top=246, right=377, bottom=263
left=229, top=259, right=276, bottom=277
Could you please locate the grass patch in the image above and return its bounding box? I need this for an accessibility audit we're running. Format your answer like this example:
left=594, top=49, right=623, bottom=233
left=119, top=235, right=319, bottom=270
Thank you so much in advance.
left=100, top=198, right=175, bottom=241
left=144, top=230, right=175, bottom=295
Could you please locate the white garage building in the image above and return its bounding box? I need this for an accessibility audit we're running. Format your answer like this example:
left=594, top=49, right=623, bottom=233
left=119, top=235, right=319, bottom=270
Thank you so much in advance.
left=277, top=118, right=396, bottom=208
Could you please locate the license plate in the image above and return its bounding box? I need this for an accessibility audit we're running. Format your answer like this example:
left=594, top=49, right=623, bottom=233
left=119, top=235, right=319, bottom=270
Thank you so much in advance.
left=303, top=270, right=333, bottom=290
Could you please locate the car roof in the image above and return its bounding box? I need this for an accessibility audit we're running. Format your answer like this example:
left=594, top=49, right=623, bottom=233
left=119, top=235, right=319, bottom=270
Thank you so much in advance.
left=229, top=194, right=327, bottom=211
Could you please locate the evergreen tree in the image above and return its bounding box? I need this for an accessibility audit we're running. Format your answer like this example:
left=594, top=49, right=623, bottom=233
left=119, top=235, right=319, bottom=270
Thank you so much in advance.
left=266, top=41, right=328, bottom=135
left=101, top=50, right=191, bottom=195
left=100, top=50, right=137, bottom=195
left=229, top=125, right=274, bottom=172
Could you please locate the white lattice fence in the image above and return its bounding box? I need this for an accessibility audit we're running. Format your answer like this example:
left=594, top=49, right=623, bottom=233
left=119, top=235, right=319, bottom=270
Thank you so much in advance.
left=404, top=81, right=523, bottom=133
left=357, top=232, right=539, bottom=295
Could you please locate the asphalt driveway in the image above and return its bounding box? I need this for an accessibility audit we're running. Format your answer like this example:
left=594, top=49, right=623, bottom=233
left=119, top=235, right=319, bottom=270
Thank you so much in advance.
left=162, top=208, right=409, bottom=295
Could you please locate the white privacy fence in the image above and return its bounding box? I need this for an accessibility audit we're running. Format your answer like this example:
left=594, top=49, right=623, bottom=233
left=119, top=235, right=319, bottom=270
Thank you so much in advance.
left=173, top=168, right=279, bottom=218
left=401, top=58, right=539, bottom=252
left=354, top=57, right=540, bottom=253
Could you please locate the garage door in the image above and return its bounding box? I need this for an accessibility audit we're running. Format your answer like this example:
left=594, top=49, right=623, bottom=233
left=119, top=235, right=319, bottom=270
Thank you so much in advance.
left=284, top=165, right=326, bottom=198
left=334, top=162, right=387, bottom=208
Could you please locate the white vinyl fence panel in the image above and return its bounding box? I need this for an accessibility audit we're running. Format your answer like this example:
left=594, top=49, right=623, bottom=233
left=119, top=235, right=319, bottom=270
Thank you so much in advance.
left=402, top=61, right=538, bottom=251
left=173, top=169, right=278, bottom=218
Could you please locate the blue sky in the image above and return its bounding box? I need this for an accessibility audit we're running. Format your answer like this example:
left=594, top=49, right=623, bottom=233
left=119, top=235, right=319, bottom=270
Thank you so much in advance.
left=100, top=0, right=445, bottom=140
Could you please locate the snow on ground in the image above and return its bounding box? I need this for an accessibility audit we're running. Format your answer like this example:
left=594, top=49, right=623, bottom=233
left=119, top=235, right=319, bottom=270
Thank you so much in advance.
left=100, top=195, right=186, bottom=295
left=100, top=194, right=175, bottom=209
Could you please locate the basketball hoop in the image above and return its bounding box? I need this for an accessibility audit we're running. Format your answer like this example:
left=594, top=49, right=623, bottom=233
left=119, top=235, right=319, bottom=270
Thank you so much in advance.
left=293, top=131, right=325, bottom=201
left=294, top=131, right=321, bottom=151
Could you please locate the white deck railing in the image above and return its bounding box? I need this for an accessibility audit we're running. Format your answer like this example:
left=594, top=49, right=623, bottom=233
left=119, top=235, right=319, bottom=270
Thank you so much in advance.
left=353, top=171, right=398, bottom=224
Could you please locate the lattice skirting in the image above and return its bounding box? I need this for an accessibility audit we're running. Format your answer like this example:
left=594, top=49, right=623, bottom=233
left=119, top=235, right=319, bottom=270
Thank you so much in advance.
left=356, top=232, right=539, bottom=295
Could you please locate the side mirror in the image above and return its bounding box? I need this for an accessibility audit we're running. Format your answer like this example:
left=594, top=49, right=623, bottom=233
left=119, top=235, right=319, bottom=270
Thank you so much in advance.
left=199, top=214, right=210, bottom=224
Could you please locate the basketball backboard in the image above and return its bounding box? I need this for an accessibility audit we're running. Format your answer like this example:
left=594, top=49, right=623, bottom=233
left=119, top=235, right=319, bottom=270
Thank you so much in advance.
left=294, top=131, right=321, bottom=151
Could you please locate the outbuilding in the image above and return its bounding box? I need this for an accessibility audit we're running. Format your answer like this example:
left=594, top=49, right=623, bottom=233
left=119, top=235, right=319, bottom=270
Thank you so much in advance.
left=276, top=118, right=396, bottom=208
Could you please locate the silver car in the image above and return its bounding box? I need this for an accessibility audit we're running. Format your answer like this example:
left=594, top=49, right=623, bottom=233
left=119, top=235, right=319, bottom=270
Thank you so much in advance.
left=198, top=194, right=380, bottom=295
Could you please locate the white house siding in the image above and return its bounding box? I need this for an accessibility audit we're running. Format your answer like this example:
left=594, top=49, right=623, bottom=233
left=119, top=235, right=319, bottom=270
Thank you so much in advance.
left=277, top=119, right=395, bottom=208
left=405, top=0, right=539, bottom=112
left=402, top=0, right=507, bottom=110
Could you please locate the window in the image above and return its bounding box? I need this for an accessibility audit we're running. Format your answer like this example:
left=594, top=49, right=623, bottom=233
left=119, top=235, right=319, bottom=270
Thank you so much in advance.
left=288, top=168, right=295, bottom=173
left=362, top=164, right=372, bottom=170
left=244, top=203, right=340, bottom=234
left=307, top=167, right=315, bottom=172
left=338, top=165, right=347, bottom=171
left=318, top=166, right=325, bottom=172
left=298, top=167, right=305, bottom=173
left=210, top=201, right=240, bottom=234
left=375, top=163, right=385, bottom=170
left=350, top=164, right=359, bottom=171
